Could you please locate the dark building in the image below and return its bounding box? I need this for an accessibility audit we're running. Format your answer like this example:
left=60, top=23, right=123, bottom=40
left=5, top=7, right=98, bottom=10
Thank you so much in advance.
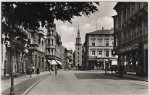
left=113, top=2, right=148, bottom=76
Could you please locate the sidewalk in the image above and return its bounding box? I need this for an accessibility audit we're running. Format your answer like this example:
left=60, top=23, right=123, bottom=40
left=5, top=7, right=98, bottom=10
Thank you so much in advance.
left=1, top=71, right=50, bottom=95
left=105, top=71, right=148, bottom=82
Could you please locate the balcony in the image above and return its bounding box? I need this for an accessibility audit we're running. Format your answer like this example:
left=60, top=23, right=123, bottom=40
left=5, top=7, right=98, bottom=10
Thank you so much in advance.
left=38, top=30, right=44, bottom=36
left=46, top=44, right=56, bottom=49
left=29, top=44, right=38, bottom=50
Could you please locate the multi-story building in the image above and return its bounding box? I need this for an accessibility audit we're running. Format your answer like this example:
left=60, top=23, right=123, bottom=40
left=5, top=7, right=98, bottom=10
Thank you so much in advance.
left=84, top=28, right=118, bottom=70
left=75, top=27, right=82, bottom=69
left=28, top=28, right=46, bottom=74
left=45, top=23, right=62, bottom=69
left=113, top=2, right=148, bottom=76
left=1, top=22, right=28, bottom=78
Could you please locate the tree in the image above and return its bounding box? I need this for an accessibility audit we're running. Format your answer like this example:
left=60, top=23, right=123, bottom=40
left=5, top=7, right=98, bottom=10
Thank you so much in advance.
left=2, top=2, right=100, bottom=29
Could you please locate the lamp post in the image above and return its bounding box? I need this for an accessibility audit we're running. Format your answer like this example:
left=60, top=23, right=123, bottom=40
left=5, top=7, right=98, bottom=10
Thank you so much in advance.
left=5, top=37, right=14, bottom=95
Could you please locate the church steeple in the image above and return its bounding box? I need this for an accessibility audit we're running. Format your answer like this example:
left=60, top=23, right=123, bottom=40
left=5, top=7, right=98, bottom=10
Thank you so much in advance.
left=77, top=26, right=80, bottom=38
left=76, top=26, right=81, bottom=44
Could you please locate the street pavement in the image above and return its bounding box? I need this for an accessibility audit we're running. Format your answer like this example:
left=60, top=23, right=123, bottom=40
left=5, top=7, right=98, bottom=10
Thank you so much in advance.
left=1, top=72, right=50, bottom=95
left=27, top=70, right=148, bottom=95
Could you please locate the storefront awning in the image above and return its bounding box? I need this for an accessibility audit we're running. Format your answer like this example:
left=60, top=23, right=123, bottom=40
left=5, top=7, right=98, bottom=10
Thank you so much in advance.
left=50, top=60, right=58, bottom=65
left=111, top=61, right=117, bottom=65
left=55, top=60, right=63, bottom=65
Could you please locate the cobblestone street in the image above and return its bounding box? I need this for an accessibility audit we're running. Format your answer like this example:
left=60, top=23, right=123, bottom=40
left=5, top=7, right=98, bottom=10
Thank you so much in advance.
left=27, top=70, right=148, bottom=95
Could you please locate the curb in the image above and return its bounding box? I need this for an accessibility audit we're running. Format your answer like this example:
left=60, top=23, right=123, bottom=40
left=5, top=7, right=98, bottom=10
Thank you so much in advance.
left=22, top=74, right=50, bottom=95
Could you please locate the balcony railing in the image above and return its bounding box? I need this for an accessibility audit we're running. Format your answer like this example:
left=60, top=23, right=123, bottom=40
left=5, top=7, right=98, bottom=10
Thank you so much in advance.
left=116, top=34, right=148, bottom=53
left=46, top=44, right=56, bottom=49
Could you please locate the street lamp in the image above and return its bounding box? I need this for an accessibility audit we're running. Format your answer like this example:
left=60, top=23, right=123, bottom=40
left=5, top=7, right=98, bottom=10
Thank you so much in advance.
left=4, top=37, right=14, bottom=95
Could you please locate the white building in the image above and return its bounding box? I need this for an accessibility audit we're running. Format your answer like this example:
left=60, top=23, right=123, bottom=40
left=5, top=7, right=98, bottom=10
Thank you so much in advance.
left=75, top=27, right=82, bottom=69
left=84, top=27, right=118, bottom=70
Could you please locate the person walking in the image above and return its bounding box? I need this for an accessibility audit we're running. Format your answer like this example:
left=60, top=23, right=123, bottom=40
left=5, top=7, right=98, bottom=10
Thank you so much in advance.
left=119, top=65, right=124, bottom=78
left=55, top=66, right=57, bottom=76
left=36, top=68, right=40, bottom=75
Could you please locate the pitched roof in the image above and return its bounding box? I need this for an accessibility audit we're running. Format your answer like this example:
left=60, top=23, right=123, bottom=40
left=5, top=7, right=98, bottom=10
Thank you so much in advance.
left=86, top=29, right=114, bottom=35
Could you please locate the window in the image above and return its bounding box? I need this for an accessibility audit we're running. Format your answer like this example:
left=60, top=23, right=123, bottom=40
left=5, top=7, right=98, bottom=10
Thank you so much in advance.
left=92, top=50, right=95, bottom=55
left=127, top=5, right=130, bottom=19
left=98, top=51, right=102, bottom=55
left=48, top=39, right=50, bottom=45
left=78, top=48, right=79, bottom=50
left=112, top=41, right=114, bottom=46
left=42, top=40, right=44, bottom=45
left=51, top=39, right=53, bottom=45
left=35, top=55, right=37, bottom=67
left=98, top=39, right=102, bottom=46
left=39, top=56, right=41, bottom=67
left=143, top=19, right=148, bottom=35
left=123, top=8, right=126, bottom=22
left=48, top=49, right=50, bottom=55
left=51, top=49, right=53, bottom=55
left=132, top=3, right=135, bottom=15
left=91, top=39, right=95, bottom=46
left=78, top=52, right=79, bottom=54
left=92, top=35, right=95, bottom=37
left=106, top=51, right=109, bottom=57
left=105, top=40, right=109, bottom=46
left=137, top=3, right=140, bottom=11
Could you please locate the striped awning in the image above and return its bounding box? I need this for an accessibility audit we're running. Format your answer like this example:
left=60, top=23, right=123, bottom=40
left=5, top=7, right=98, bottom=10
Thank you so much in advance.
left=55, top=60, right=63, bottom=65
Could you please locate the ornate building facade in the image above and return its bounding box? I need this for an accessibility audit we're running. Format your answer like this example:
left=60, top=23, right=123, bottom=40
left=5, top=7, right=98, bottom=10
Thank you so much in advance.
left=28, top=28, right=46, bottom=74
left=45, top=23, right=62, bottom=69
left=113, top=2, right=148, bottom=76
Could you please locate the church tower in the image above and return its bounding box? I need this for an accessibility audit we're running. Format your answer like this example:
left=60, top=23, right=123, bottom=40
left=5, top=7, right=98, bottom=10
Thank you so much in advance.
left=75, top=26, right=82, bottom=69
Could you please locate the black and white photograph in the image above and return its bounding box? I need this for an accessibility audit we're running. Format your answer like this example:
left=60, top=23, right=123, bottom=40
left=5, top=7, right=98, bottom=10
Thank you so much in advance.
left=1, top=1, right=148, bottom=95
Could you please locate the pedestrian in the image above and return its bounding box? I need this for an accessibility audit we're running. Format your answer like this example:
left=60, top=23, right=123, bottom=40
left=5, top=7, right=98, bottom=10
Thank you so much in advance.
left=119, top=66, right=124, bottom=78
left=36, top=68, right=40, bottom=75
left=30, top=67, right=32, bottom=77
left=55, top=66, right=57, bottom=76
left=110, top=66, right=113, bottom=74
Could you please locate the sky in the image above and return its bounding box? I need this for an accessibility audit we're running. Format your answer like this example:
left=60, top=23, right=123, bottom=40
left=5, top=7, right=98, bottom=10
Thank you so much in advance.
left=54, top=2, right=117, bottom=51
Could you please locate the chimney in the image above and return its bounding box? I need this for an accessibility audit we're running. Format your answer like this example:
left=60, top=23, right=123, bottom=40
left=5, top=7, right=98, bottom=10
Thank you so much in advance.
left=102, top=27, right=104, bottom=30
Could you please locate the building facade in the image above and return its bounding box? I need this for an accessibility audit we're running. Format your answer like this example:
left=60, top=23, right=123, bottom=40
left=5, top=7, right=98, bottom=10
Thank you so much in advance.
left=1, top=22, right=28, bottom=78
left=84, top=28, right=118, bottom=70
left=45, top=23, right=62, bottom=69
left=28, top=28, right=46, bottom=74
left=60, top=46, right=68, bottom=68
left=113, top=2, right=148, bottom=76
left=75, top=27, right=82, bottom=69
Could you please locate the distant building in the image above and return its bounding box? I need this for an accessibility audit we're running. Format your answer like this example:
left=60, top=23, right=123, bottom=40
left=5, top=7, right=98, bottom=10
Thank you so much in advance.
left=67, top=50, right=73, bottom=68
left=113, top=2, right=148, bottom=76
left=84, top=28, right=118, bottom=70
left=75, top=27, right=82, bottom=69
left=60, top=46, right=68, bottom=68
